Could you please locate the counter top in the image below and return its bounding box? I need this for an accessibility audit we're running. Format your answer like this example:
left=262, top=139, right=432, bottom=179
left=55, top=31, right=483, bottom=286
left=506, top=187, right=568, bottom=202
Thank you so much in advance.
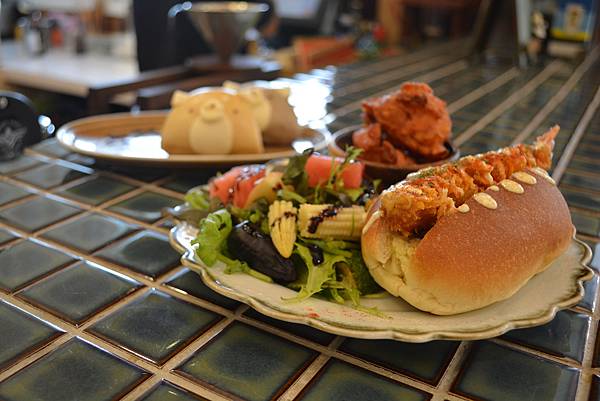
left=0, top=41, right=599, bottom=401
left=0, top=40, right=139, bottom=97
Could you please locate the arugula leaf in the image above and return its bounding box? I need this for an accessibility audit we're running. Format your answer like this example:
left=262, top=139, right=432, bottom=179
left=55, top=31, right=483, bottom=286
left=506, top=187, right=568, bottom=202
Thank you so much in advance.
left=286, top=243, right=345, bottom=302
left=299, top=238, right=357, bottom=258
left=372, top=179, right=382, bottom=193
left=229, top=198, right=270, bottom=234
left=328, top=146, right=363, bottom=190
left=282, top=148, right=313, bottom=192
left=310, top=147, right=366, bottom=205
left=277, top=188, right=307, bottom=204
left=220, top=254, right=273, bottom=282
left=345, top=249, right=381, bottom=295
left=335, top=263, right=361, bottom=306
left=326, top=287, right=346, bottom=304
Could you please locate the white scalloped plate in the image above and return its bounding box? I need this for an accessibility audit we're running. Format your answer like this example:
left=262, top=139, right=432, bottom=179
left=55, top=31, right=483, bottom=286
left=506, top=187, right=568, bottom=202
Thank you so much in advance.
left=170, top=222, right=593, bottom=342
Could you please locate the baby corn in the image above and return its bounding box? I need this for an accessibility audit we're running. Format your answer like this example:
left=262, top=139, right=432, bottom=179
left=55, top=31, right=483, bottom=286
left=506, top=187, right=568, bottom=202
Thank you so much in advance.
left=268, top=201, right=297, bottom=258
left=298, top=204, right=366, bottom=240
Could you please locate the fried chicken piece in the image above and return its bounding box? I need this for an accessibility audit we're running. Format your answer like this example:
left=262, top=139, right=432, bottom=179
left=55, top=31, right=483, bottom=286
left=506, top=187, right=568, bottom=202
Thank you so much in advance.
left=380, top=126, right=559, bottom=237
left=362, top=82, right=451, bottom=159
left=352, top=123, right=415, bottom=166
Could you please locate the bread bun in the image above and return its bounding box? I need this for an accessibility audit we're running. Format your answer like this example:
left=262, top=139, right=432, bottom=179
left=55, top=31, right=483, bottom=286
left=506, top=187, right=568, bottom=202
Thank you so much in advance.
left=223, top=81, right=303, bottom=146
left=223, top=93, right=263, bottom=154
left=161, top=91, right=263, bottom=155
left=362, top=168, right=574, bottom=315
left=262, top=88, right=303, bottom=146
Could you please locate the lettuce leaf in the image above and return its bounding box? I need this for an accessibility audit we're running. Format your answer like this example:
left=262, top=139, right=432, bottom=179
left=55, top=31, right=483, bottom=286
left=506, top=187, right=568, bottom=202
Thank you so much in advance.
left=185, top=189, right=210, bottom=210
left=286, top=243, right=345, bottom=302
left=191, top=209, right=273, bottom=283
left=191, top=209, right=232, bottom=266
left=334, top=263, right=361, bottom=306
left=277, top=188, right=307, bottom=204
left=299, top=238, right=357, bottom=258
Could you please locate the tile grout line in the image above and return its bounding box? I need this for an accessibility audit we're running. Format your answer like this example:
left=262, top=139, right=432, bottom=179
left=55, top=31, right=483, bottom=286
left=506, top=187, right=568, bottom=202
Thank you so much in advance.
left=570, top=205, right=600, bottom=219
left=236, top=316, right=337, bottom=356
left=1, top=253, right=85, bottom=294
left=578, top=233, right=600, bottom=244
left=333, top=54, right=464, bottom=98
left=23, top=146, right=167, bottom=190
left=275, top=336, right=344, bottom=401
left=552, top=84, right=600, bottom=184
left=0, top=181, right=172, bottom=236
left=116, top=375, right=163, bottom=401
left=276, top=354, right=331, bottom=401
left=446, top=67, right=520, bottom=114
left=575, top=319, right=599, bottom=401
left=0, top=223, right=363, bottom=377
left=163, top=304, right=248, bottom=371
left=432, top=341, right=472, bottom=399
left=327, top=59, right=469, bottom=120
left=0, top=224, right=236, bottom=318
left=563, top=167, right=600, bottom=179
left=560, top=183, right=600, bottom=198
left=0, top=329, right=72, bottom=379
left=17, top=167, right=187, bottom=223
left=574, top=241, right=600, bottom=401
left=0, top=177, right=93, bottom=212
left=7, top=170, right=98, bottom=197
left=333, top=39, right=466, bottom=81
left=570, top=154, right=600, bottom=164
left=443, top=394, right=472, bottom=401
left=511, top=47, right=600, bottom=145
left=454, top=59, right=565, bottom=146
left=16, top=147, right=187, bottom=202
left=490, top=337, right=583, bottom=369
left=331, top=350, right=438, bottom=395
left=2, top=193, right=373, bottom=373
left=0, top=291, right=235, bottom=401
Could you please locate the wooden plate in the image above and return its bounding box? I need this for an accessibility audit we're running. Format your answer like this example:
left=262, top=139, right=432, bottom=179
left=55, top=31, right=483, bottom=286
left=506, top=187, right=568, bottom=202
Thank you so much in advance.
left=56, top=111, right=330, bottom=167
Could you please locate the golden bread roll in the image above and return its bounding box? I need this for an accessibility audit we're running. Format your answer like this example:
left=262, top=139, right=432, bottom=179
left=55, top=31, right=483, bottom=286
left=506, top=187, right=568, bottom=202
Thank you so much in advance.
left=262, top=88, right=303, bottom=146
left=224, top=81, right=303, bottom=146
left=362, top=168, right=574, bottom=315
left=238, top=87, right=272, bottom=131
left=222, top=93, right=263, bottom=154
left=161, top=90, right=263, bottom=155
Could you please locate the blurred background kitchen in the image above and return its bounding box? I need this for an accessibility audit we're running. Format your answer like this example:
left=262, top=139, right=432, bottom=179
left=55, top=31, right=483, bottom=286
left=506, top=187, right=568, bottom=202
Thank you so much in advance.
left=0, top=0, right=598, bottom=128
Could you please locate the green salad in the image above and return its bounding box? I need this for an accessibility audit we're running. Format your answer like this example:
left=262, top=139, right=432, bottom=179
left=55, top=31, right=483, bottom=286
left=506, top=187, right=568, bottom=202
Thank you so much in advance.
left=185, top=148, right=384, bottom=310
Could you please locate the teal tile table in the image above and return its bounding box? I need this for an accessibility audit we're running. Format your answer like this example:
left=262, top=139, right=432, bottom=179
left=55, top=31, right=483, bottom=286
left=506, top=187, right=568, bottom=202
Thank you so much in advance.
left=1, top=42, right=600, bottom=400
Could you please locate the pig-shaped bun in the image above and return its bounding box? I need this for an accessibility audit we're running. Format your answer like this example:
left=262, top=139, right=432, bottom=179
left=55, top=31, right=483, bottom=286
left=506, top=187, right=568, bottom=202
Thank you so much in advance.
left=161, top=90, right=263, bottom=155
left=262, top=87, right=303, bottom=146
left=224, top=81, right=271, bottom=131
left=224, top=81, right=303, bottom=146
